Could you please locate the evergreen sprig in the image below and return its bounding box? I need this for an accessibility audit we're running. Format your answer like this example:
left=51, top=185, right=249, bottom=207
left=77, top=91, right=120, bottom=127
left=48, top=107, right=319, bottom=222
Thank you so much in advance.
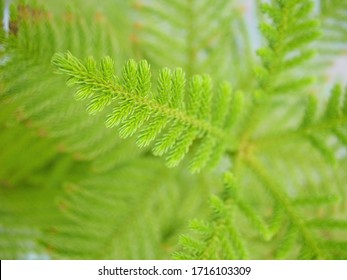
left=132, top=0, right=253, bottom=86
left=52, top=52, right=241, bottom=172
left=318, top=0, right=347, bottom=55
left=299, top=85, right=347, bottom=163
left=1, top=0, right=347, bottom=261
left=134, top=0, right=239, bottom=78
left=256, top=0, right=321, bottom=95
left=174, top=173, right=248, bottom=260
left=254, top=85, right=347, bottom=163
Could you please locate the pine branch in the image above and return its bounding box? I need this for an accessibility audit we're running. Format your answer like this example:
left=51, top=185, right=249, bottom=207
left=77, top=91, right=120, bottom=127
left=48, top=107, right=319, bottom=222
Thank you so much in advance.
left=254, top=84, right=347, bottom=164
left=173, top=173, right=248, bottom=260
left=246, top=157, right=347, bottom=259
left=317, top=0, right=347, bottom=55
left=132, top=0, right=254, bottom=87
left=0, top=3, right=142, bottom=172
left=2, top=0, right=347, bottom=261
left=238, top=0, right=322, bottom=153
left=246, top=158, right=326, bottom=259
left=41, top=158, right=214, bottom=259
left=301, top=85, right=347, bottom=129
left=256, top=0, right=321, bottom=96
left=52, top=52, right=240, bottom=172
left=0, top=150, right=73, bottom=259
left=176, top=150, right=347, bottom=259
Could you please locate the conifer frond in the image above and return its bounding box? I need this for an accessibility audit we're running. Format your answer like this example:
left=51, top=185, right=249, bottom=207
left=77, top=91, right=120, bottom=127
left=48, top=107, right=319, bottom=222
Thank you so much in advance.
left=174, top=173, right=248, bottom=260
left=52, top=52, right=239, bottom=172
left=42, top=158, right=217, bottom=259
left=0, top=1, right=143, bottom=172
left=256, top=0, right=321, bottom=95
left=298, top=84, right=347, bottom=163
left=176, top=146, right=347, bottom=259
left=132, top=0, right=254, bottom=88
left=245, top=158, right=347, bottom=259
left=2, top=0, right=347, bottom=261
left=317, top=0, right=347, bottom=55
left=0, top=147, right=74, bottom=259
left=0, top=98, right=59, bottom=187
left=254, top=84, right=347, bottom=164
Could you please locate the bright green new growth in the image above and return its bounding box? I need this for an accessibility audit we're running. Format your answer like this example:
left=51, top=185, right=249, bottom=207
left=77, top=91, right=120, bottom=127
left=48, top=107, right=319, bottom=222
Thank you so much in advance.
left=256, top=0, right=321, bottom=95
left=174, top=173, right=248, bottom=260
left=1, top=0, right=347, bottom=260
left=52, top=52, right=238, bottom=172
left=299, top=85, right=347, bottom=164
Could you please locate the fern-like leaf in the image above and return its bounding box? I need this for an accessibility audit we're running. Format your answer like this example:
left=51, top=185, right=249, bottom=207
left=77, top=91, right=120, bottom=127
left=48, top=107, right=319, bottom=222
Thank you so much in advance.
left=132, top=0, right=254, bottom=88
left=256, top=0, right=321, bottom=96
left=174, top=173, right=248, bottom=260
left=317, top=0, right=347, bottom=56
left=52, top=52, right=238, bottom=172
left=298, top=85, right=347, bottom=163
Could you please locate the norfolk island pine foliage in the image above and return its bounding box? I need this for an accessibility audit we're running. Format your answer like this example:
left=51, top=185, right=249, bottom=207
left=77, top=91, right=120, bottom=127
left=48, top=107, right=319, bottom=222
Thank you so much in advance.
left=0, top=0, right=347, bottom=259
